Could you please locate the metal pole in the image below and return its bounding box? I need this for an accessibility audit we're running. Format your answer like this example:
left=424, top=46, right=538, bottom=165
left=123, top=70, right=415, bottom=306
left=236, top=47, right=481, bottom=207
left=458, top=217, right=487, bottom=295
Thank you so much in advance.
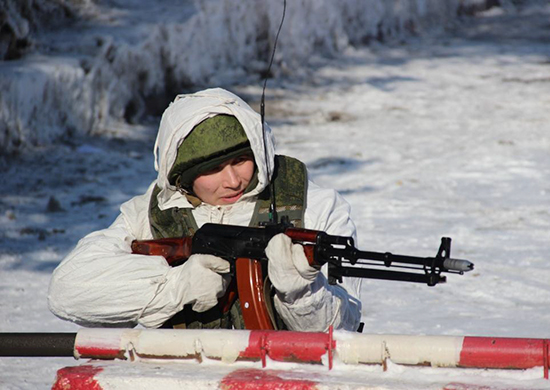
left=0, top=333, right=76, bottom=357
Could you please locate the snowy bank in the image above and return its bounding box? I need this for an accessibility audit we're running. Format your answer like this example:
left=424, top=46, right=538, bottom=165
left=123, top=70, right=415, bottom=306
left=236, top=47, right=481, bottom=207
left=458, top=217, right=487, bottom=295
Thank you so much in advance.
left=0, top=0, right=491, bottom=153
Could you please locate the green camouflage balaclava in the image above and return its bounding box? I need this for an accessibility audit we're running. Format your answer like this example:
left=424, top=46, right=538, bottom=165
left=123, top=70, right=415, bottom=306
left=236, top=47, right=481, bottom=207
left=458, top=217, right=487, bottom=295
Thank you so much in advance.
left=168, top=114, right=254, bottom=192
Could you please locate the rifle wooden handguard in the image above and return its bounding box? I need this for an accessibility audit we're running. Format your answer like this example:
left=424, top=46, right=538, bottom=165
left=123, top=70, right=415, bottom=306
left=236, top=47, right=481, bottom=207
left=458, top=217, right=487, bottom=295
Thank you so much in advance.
left=131, top=237, right=193, bottom=266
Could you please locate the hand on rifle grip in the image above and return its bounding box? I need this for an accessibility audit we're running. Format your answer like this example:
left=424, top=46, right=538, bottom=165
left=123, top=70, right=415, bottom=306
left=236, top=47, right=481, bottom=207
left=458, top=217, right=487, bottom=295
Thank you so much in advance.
left=266, top=233, right=320, bottom=303
left=180, top=254, right=231, bottom=312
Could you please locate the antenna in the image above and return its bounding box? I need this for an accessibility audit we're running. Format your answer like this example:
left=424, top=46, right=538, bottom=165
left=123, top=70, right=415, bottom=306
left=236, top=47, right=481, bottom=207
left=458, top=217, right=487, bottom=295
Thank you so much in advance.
left=261, top=0, right=286, bottom=224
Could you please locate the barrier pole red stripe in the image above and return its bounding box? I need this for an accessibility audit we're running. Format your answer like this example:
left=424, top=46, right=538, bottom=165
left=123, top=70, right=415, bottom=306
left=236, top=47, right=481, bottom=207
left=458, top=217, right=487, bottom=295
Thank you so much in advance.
left=459, top=337, right=547, bottom=369
left=240, top=330, right=329, bottom=364
left=52, top=365, right=104, bottom=390
left=220, top=368, right=319, bottom=390
left=327, top=325, right=334, bottom=370
left=544, top=339, right=549, bottom=379
left=75, top=345, right=124, bottom=359
left=74, top=329, right=127, bottom=360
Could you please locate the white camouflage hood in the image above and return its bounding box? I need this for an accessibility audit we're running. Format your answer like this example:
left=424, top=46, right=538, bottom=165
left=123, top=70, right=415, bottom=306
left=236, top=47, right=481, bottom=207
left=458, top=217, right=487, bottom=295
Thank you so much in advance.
left=153, top=88, right=276, bottom=210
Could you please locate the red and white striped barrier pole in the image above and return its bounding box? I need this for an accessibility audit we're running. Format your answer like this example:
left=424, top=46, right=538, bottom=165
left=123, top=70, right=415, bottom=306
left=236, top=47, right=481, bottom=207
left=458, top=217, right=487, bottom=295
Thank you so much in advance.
left=72, top=328, right=550, bottom=377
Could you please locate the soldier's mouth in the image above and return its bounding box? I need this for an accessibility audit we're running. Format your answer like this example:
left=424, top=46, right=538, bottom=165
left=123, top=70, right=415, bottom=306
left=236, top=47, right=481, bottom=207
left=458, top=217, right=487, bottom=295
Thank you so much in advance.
left=221, top=191, right=244, bottom=203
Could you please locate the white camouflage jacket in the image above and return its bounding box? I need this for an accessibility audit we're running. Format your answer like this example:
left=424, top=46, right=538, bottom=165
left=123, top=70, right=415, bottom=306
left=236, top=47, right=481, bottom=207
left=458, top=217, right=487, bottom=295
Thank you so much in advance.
left=48, top=88, right=362, bottom=331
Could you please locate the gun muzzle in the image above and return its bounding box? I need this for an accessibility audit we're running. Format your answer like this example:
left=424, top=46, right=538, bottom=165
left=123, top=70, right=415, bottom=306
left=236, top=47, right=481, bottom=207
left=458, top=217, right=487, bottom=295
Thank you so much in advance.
left=443, top=258, right=474, bottom=272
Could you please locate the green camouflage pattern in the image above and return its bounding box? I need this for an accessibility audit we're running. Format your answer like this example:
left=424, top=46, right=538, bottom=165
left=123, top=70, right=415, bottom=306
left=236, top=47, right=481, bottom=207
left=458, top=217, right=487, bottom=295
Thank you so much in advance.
left=167, top=115, right=251, bottom=189
left=149, top=185, right=199, bottom=237
left=250, top=155, right=308, bottom=228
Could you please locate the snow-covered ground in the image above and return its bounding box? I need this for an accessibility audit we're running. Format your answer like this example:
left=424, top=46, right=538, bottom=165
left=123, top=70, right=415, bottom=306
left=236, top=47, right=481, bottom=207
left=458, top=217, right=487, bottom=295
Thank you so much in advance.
left=1, top=0, right=550, bottom=388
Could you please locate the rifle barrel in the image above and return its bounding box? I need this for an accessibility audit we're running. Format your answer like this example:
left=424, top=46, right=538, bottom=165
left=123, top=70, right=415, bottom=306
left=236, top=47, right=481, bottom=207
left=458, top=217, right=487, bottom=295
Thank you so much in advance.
left=353, top=250, right=433, bottom=267
left=338, top=267, right=446, bottom=284
left=352, top=250, right=473, bottom=273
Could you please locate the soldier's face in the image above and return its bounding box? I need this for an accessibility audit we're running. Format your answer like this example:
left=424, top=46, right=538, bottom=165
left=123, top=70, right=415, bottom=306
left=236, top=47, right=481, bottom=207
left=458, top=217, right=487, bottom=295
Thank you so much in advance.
left=192, top=155, right=255, bottom=206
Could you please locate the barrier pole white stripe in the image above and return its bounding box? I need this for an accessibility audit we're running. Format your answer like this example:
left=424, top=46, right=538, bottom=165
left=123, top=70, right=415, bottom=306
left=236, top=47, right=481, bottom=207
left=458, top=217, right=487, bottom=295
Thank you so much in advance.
left=334, top=333, right=464, bottom=367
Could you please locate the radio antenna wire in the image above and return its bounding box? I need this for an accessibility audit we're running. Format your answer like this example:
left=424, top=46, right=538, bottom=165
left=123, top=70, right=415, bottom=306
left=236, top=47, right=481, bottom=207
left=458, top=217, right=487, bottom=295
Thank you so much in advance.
left=261, top=0, right=286, bottom=224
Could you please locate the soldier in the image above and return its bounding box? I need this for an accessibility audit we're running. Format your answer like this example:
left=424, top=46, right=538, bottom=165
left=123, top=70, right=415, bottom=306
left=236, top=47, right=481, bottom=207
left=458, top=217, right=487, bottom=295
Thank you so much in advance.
left=48, top=88, right=362, bottom=331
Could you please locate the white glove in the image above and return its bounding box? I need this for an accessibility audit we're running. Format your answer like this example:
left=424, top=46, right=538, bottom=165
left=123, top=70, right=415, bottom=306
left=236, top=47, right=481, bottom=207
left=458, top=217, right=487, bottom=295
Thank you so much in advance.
left=266, top=233, right=319, bottom=303
left=179, top=254, right=231, bottom=312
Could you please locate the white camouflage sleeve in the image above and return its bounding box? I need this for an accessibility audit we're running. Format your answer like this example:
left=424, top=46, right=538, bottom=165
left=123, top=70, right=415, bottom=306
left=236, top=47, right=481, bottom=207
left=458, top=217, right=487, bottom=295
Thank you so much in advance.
left=47, top=183, right=194, bottom=328
left=273, top=180, right=363, bottom=332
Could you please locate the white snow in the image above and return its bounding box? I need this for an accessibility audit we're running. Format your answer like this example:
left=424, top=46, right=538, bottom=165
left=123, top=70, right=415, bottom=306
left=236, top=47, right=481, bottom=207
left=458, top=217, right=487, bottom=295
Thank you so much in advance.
left=1, top=0, right=550, bottom=388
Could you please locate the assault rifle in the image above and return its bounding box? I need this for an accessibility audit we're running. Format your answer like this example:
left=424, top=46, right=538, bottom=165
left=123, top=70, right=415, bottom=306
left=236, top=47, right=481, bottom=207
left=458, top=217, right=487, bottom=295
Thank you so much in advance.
left=131, top=219, right=474, bottom=330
